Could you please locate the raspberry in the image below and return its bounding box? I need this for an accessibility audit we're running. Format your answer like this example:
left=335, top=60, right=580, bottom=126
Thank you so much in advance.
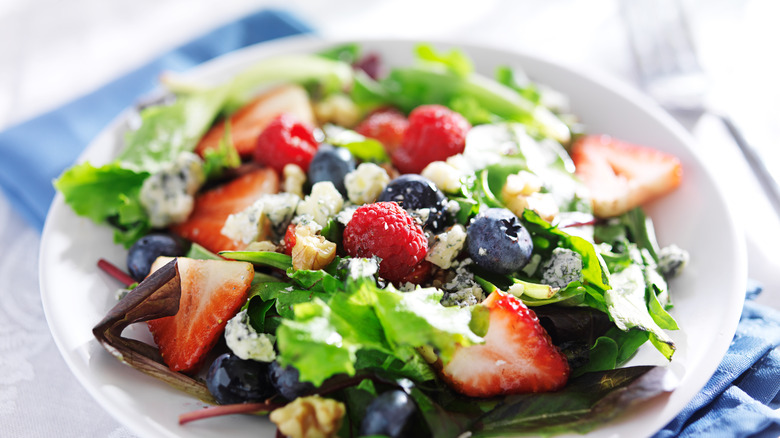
left=254, top=114, right=319, bottom=174
left=355, top=108, right=408, bottom=155
left=343, top=202, right=428, bottom=283
left=391, top=105, right=470, bottom=174
left=398, top=260, right=432, bottom=285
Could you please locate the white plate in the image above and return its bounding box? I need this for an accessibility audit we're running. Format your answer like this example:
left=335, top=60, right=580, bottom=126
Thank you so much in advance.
left=39, top=36, right=747, bottom=438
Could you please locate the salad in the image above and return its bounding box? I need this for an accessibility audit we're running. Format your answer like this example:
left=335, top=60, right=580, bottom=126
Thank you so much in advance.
left=55, top=43, right=689, bottom=437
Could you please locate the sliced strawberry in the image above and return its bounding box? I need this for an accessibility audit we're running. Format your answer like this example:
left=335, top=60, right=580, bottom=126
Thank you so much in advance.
left=170, top=167, right=278, bottom=253
left=195, top=84, right=315, bottom=158
left=571, top=135, right=682, bottom=218
left=355, top=108, right=409, bottom=155
left=147, top=257, right=254, bottom=373
left=441, top=290, right=569, bottom=397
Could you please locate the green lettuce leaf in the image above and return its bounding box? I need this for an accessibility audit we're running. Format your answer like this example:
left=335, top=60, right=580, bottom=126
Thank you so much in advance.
left=276, top=281, right=481, bottom=386
left=54, top=161, right=150, bottom=247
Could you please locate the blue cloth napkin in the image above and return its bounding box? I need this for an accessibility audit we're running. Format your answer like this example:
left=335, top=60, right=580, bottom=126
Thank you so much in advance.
left=655, top=281, right=780, bottom=438
left=0, top=9, right=311, bottom=231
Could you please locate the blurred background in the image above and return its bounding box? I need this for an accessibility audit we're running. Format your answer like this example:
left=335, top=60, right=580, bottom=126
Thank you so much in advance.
left=0, top=0, right=778, bottom=436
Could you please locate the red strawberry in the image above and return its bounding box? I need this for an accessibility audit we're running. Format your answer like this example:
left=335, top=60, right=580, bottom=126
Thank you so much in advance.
left=146, top=257, right=254, bottom=372
left=355, top=108, right=409, bottom=155
left=441, top=290, right=569, bottom=397
left=195, top=84, right=315, bottom=158
left=392, top=105, right=470, bottom=174
left=571, top=135, right=682, bottom=218
left=253, top=113, right=319, bottom=174
left=170, top=167, right=278, bottom=253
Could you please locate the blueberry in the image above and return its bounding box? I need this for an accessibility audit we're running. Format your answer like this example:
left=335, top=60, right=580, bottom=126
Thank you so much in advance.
left=377, top=174, right=450, bottom=232
left=127, top=233, right=186, bottom=281
left=268, top=361, right=316, bottom=400
left=205, top=353, right=276, bottom=405
left=467, top=208, right=533, bottom=274
left=308, top=145, right=356, bottom=197
left=360, top=390, right=418, bottom=438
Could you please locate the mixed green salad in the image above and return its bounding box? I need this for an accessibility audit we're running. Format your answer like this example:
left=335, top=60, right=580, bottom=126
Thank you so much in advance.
left=56, top=43, right=689, bottom=437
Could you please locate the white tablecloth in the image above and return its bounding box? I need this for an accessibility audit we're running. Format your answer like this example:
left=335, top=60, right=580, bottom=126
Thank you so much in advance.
left=1, top=0, right=778, bottom=436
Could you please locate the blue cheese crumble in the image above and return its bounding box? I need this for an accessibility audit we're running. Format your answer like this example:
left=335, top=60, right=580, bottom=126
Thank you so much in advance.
left=440, top=259, right=485, bottom=307
left=139, top=152, right=205, bottom=227
left=224, top=309, right=276, bottom=362
left=426, top=224, right=467, bottom=269
left=296, top=181, right=344, bottom=227
left=541, top=247, right=583, bottom=289
left=344, top=163, right=390, bottom=205
left=221, top=193, right=300, bottom=244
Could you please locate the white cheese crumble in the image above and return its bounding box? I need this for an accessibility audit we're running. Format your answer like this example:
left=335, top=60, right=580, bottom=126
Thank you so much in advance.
left=426, top=224, right=467, bottom=269
left=296, top=181, right=344, bottom=227
left=421, top=161, right=464, bottom=193
left=283, top=163, right=306, bottom=198
left=224, top=309, right=276, bottom=362
left=139, top=152, right=205, bottom=228
left=344, top=162, right=390, bottom=205
left=221, top=193, right=300, bottom=244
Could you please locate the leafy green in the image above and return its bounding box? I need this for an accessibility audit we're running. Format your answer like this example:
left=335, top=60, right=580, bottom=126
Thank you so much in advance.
left=495, top=65, right=542, bottom=105
left=605, top=264, right=675, bottom=360
left=219, top=250, right=293, bottom=270
left=415, top=44, right=474, bottom=77
left=380, top=59, right=570, bottom=141
left=276, top=281, right=481, bottom=386
left=318, top=43, right=361, bottom=64
left=185, top=243, right=222, bottom=260
left=322, top=124, right=390, bottom=162
left=119, top=86, right=228, bottom=174
left=469, top=366, right=676, bottom=436
left=201, top=121, right=240, bottom=179
left=54, top=161, right=150, bottom=247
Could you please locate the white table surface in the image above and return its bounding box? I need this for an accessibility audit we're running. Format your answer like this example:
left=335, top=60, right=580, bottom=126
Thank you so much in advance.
left=1, top=0, right=778, bottom=436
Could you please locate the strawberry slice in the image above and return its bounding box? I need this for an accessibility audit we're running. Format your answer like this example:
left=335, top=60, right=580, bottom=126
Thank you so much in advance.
left=195, top=84, right=315, bottom=158
left=441, top=290, right=569, bottom=397
left=571, top=135, right=682, bottom=218
left=170, top=167, right=278, bottom=253
left=147, top=257, right=254, bottom=373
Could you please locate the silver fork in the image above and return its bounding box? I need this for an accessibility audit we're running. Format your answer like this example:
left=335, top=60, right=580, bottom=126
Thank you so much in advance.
left=620, top=0, right=780, bottom=218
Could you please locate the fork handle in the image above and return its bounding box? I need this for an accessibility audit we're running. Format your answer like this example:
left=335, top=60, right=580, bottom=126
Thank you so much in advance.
left=718, top=114, right=780, bottom=219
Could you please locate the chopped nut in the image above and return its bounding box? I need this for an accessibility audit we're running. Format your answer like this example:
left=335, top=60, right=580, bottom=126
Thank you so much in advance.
left=269, top=396, right=346, bottom=438
left=292, top=224, right=337, bottom=271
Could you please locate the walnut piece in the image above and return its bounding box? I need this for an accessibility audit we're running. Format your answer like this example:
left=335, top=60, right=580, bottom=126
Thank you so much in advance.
left=269, top=396, right=346, bottom=438
left=291, top=224, right=336, bottom=271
